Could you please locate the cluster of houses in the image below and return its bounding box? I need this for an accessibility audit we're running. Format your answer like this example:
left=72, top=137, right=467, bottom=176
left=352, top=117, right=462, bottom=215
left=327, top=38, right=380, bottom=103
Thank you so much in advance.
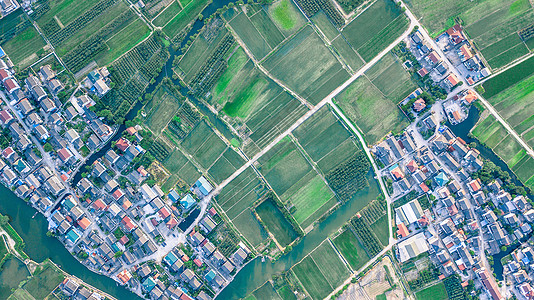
left=59, top=277, right=113, bottom=300
left=375, top=116, right=533, bottom=299
left=436, top=24, right=491, bottom=85
left=0, top=0, right=19, bottom=17
left=0, top=49, right=252, bottom=300
left=442, top=89, right=478, bottom=125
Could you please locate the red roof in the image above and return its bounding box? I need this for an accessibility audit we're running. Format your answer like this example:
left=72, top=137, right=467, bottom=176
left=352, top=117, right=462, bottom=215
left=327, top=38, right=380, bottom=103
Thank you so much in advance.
left=397, top=223, right=409, bottom=238
left=126, top=127, right=137, bottom=135
left=0, top=69, right=9, bottom=81
left=194, top=258, right=202, bottom=267
left=112, top=189, right=124, bottom=200
left=406, top=160, right=419, bottom=173
left=208, top=207, right=217, bottom=217
left=92, top=199, right=106, bottom=210
left=446, top=24, right=464, bottom=44
left=4, top=78, right=18, bottom=92
left=121, top=216, right=136, bottom=231
left=119, top=235, right=130, bottom=245
left=419, top=182, right=429, bottom=193
left=58, top=148, right=72, bottom=162
left=117, top=270, right=132, bottom=284
left=159, top=207, right=171, bottom=219
left=459, top=44, right=473, bottom=60
left=439, top=274, right=446, bottom=280
left=428, top=51, right=440, bottom=63
left=167, top=217, right=178, bottom=229
left=469, top=179, right=482, bottom=192
left=466, top=77, right=475, bottom=85
left=2, top=147, right=13, bottom=158
left=60, top=174, right=69, bottom=182
left=447, top=204, right=458, bottom=216
left=447, top=74, right=460, bottom=86
left=390, top=166, right=404, bottom=180
left=479, top=269, right=503, bottom=300
left=413, top=98, right=426, bottom=112
left=180, top=293, right=193, bottom=300
left=116, top=138, right=129, bottom=152
left=418, top=68, right=428, bottom=77
left=0, top=110, right=12, bottom=124
left=137, top=166, right=148, bottom=177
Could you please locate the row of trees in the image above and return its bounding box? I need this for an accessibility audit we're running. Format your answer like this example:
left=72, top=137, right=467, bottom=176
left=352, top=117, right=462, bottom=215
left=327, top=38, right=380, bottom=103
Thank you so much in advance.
left=351, top=217, right=383, bottom=257
left=326, top=152, right=370, bottom=201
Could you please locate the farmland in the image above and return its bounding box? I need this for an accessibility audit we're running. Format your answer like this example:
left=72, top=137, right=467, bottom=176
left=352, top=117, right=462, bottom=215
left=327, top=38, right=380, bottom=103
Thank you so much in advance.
left=267, top=0, right=307, bottom=35
left=255, top=198, right=300, bottom=247
left=1, top=27, right=46, bottom=69
left=228, top=12, right=272, bottom=60
left=331, top=35, right=365, bottom=72
left=208, top=148, right=245, bottom=184
left=336, top=75, right=410, bottom=145
left=342, top=0, right=408, bottom=62
left=215, top=167, right=269, bottom=247
left=30, top=0, right=151, bottom=74
left=406, top=0, right=534, bottom=68
left=144, top=87, right=182, bottom=135
left=262, top=25, right=350, bottom=105
left=162, top=149, right=201, bottom=186
left=162, top=0, right=211, bottom=38
left=180, top=120, right=228, bottom=170
left=415, top=282, right=448, bottom=300
left=332, top=228, right=369, bottom=270
left=291, top=256, right=333, bottom=299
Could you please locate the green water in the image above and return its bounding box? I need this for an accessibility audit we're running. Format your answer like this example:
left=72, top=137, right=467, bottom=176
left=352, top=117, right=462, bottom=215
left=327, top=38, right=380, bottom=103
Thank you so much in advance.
left=217, top=170, right=381, bottom=299
left=0, top=258, right=30, bottom=299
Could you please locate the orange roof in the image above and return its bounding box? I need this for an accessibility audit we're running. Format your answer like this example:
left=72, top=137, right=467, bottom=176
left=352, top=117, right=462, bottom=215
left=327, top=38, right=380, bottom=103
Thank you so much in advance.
left=121, top=216, right=136, bottom=231
left=397, top=223, right=409, bottom=238
left=466, top=77, right=475, bottom=85
left=428, top=51, right=441, bottom=63
left=112, top=189, right=124, bottom=200
left=390, top=166, right=404, bottom=180
left=413, top=98, right=426, bottom=112
left=452, top=110, right=462, bottom=121
left=447, top=74, right=460, bottom=86
left=458, top=264, right=466, bottom=271
left=459, top=44, right=473, bottom=60
left=469, top=178, right=482, bottom=192
left=122, top=199, right=132, bottom=210
left=167, top=217, right=178, bottom=229
left=464, top=90, right=478, bottom=103
left=92, top=199, right=106, bottom=210
left=126, top=127, right=137, bottom=135
left=446, top=24, right=464, bottom=44
left=439, top=274, right=446, bottom=280
left=461, top=280, right=469, bottom=287
left=418, top=68, right=428, bottom=77
left=117, top=270, right=132, bottom=284
left=78, top=217, right=91, bottom=230
left=159, top=207, right=171, bottom=219
left=420, top=182, right=430, bottom=192
left=116, top=138, right=129, bottom=152
left=407, top=160, right=419, bottom=173
left=137, top=166, right=148, bottom=177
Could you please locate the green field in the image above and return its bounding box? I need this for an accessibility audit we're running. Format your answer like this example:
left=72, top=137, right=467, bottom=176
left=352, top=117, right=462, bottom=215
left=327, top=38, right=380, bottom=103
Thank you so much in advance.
left=310, top=242, right=350, bottom=288
left=144, top=89, right=182, bottom=135
left=415, top=282, right=448, bottom=300
left=180, top=120, right=228, bottom=170
left=229, top=12, right=272, bottom=59
left=267, top=0, right=307, bottom=35
left=233, top=208, right=269, bottom=247
left=0, top=236, right=7, bottom=260
left=208, top=148, right=245, bottom=183
left=250, top=9, right=286, bottom=49
left=312, top=11, right=339, bottom=42
left=332, top=228, right=370, bottom=270
left=371, top=215, right=389, bottom=247
left=331, top=35, right=365, bottom=72
left=256, top=198, right=300, bottom=247
left=153, top=1, right=182, bottom=27
left=287, top=176, right=336, bottom=227
left=292, top=256, right=333, bottom=300
left=365, top=53, right=417, bottom=103
left=336, top=76, right=409, bottom=145
left=253, top=282, right=282, bottom=300
left=23, top=262, right=64, bottom=299
left=99, top=18, right=150, bottom=66
left=263, top=25, right=350, bottom=105
left=163, top=0, right=210, bottom=38
left=277, top=284, right=297, bottom=300
left=162, top=149, right=201, bottom=185
left=482, top=55, right=534, bottom=98
left=343, top=0, right=408, bottom=62
left=1, top=27, right=46, bottom=69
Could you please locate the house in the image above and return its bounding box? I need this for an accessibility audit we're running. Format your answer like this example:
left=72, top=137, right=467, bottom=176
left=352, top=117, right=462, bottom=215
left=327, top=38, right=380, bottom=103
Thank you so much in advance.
left=0, top=0, right=19, bottom=17
left=46, top=175, right=65, bottom=196
left=194, top=176, right=213, bottom=196
left=65, top=129, right=80, bottom=144
left=181, top=194, right=196, bottom=211
left=477, top=268, right=504, bottom=300
left=388, top=163, right=404, bottom=180
left=413, top=98, right=426, bottom=112
left=0, top=110, right=13, bottom=126
left=48, top=78, right=63, bottom=94
left=3, top=78, right=19, bottom=93
left=115, top=138, right=129, bottom=152
left=86, top=134, right=101, bottom=151
left=94, top=79, right=110, bottom=96
left=64, top=106, right=78, bottom=121
left=418, top=67, right=429, bottom=77
left=426, top=51, right=441, bottom=64
left=445, top=73, right=460, bottom=88
left=458, top=44, right=473, bottom=61
left=58, top=148, right=74, bottom=164
left=17, top=98, right=34, bottom=115
left=40, top=65, right=56, bottom=82
left=104, top=149, right=119, bottom=165
left=0, top=68, right=11, bottom=81
left=445, top=24, right=464, bottom=45
left=40, top=97, right=57, bottom=113
left=32, top=86, right=47, bottom=101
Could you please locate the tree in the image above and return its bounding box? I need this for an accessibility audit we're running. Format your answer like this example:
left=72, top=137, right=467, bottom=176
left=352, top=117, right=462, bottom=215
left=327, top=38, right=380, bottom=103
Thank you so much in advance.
left=0, top=214, right=9, bottom=226
left=43, top=143, right=54, bottom=152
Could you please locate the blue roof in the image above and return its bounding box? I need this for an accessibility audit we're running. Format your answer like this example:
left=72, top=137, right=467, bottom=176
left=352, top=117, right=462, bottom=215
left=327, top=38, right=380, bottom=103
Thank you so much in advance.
left=195, top=176, right=213, bottom=196
left=388, top=163, right=399, bottom=172
left=66, top=228, right=81, bottom=243
left=181, top=194, right=196, bottom=210
left=163, top=251, right=178, bottom=266
left=205, top=270, right=216, bottom=282
left=435, top=172, right=449, bottom=187
left=0, top=47, right=5, bottom=57
left=142, top=277, right=156, bottom=292
left=62, top=197, right=76, bottom=210
left=168, top=190, right=180, bottom=202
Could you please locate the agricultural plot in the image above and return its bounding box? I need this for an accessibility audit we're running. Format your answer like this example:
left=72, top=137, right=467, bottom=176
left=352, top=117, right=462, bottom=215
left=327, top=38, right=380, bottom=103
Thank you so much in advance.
left=332, top=228, right=370, bottom=270
left=23, top=262, right=64, bottom=300
left=310, top=241, right=351, bottom=288
left=365, top=53, right=418, bottom=103
left=312, top=11, right=339, bottom=42
left=249, top=9, right=286, bottom=49
left=216, top=167, right=269, bottom=246
left=267, top=0, right=307, bottom=36
left=292, top=256, right=334, bottom=300
left=255, top=198, right=300, bottom=247
left=336, top=75, right=409, bottom=145
left=481, top=55, right=534, bottom=98
left=144, top=87, right=182, bottom=135
left=342, top=0, right=408, bottom=62
left=180, top=120, right=228, bottom=170
left=1, top=27, right=46, bottom=69
left=252, top=282, right=282, bottom=300
left=175, top=24, right=230, bottom=83
left=211, top=49, right=308, bottom=155
left=207, top=148, right=245, bottom=184
left=331, top=35, right=364, bottom=72
left=153, top=1, right=182, bottom=27
left=32, top=0, right=151, bottom=73
left=415, top=282, right=448, bottom=300
left=162, top=0, right=210, bottom=38
left=262, top=25, right=350, bottom=105
left=229, top=12, right=272, bottom=59
left=162, top=149, right=201, bottom=185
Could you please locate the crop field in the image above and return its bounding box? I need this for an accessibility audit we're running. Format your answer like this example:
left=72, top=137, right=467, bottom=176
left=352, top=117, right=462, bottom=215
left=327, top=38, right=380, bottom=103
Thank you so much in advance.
left=253, top=282, right=282, bottom=300
left=292, top=256, right=334, bottom=300
left=310, top=241, right=351, bottom=288
left=415, top=282, right=448, bottom=300
left=175, top=25, right=229, bottom=83
left=162, top=149, right=201, bottom=185
left=371, top=215, right=389, bottom=246
left=332, top=228, right=370, bottom=270
left=229, top=12, right=272, bottom=59
left=365, top=53, right=417, bottom=103
left=180, top=120, right=228, bottom=170
left=342, top=0, right=408, bottom=62
left=312, top=11, right=339, bottom=42
left=256, top=198, right=300, bottom=247
left=336, top=76, right=409, bottom=145
left=1, top=27, right=46, bottom=69
left=266, top=0, right=307, bottom=36
left=331, top=35, right=365, bottom=72
left=249, top=9, right=286, bottom=49
left=23, top=262, right=64, bottom=300
left=216, top=167, right=269, bottom=246
left=162, top=0, right=210, bottom=38
left=153, top=1, right=182, bottom=27
left=207, top=148, right=245, bottom=184
left=262, top=25, right=350, bottom=105
left=144, top=87, right=182, bottom=135
left=481, top=55, right=534, bottom=98
left=31, top=0, right=152, bottom=73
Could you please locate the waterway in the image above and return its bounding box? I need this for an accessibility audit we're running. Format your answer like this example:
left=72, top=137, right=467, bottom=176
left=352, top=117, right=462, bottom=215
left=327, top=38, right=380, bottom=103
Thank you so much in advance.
left=217, top=171, right=381, bottom=299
